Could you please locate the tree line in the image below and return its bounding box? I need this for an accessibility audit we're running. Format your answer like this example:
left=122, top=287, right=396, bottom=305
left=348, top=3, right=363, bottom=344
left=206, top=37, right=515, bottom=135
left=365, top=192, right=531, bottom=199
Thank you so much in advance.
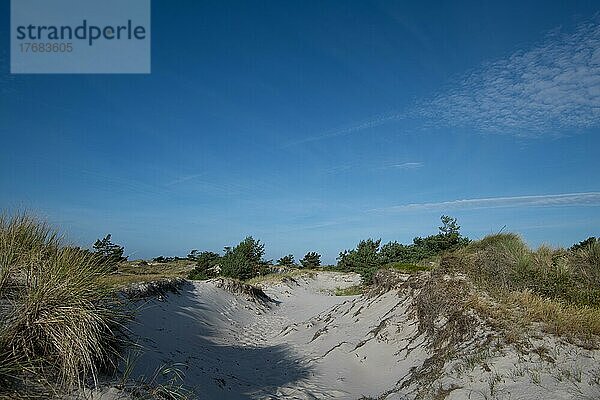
left=88, top=216, right=598, bottom=285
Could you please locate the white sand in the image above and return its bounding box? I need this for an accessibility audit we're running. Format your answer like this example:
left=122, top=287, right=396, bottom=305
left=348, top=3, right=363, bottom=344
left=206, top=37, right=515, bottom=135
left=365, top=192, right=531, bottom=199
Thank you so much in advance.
left=117, top=272, right=600, bottom=399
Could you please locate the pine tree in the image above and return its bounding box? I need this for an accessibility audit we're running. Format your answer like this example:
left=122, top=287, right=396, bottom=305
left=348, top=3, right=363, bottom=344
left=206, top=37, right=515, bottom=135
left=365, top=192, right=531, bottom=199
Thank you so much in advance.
left=93, top=234, right=126, bottom=269
left=277, top=254, right=295, bottom=267
left=300, top=252, right=321, bottom=269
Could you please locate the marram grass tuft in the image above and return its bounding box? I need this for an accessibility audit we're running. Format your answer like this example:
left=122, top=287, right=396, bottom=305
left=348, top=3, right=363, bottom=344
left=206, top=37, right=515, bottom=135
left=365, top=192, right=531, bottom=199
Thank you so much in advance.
left=0, top=213, right=126, bottom=396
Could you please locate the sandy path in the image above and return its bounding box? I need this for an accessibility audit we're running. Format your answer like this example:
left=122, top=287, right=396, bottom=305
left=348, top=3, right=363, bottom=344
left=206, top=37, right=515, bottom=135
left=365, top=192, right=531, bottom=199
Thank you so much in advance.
left=122, top=272, right=600, bottom=400
left=127, top=272, right=375, bottom=399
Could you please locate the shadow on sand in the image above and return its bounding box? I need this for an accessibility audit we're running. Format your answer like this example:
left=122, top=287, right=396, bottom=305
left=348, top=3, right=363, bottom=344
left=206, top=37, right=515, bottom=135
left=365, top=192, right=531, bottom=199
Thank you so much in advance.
left=126, top=282, right=311, bottom=399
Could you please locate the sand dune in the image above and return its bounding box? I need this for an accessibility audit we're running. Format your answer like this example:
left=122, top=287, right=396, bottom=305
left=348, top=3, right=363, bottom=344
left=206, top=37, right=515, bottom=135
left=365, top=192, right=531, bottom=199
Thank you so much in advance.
left=115, top=271, right=600, bottom=400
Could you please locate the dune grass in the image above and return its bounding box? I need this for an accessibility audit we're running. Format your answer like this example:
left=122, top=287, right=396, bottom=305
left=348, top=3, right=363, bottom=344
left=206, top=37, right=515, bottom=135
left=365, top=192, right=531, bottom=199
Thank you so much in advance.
left=246, top=269, right=317, bottom=286
left=435, top=233, right=600, bottom=344
left=119, top=259, right=194, bottom=276
left=0, top=213, right=126, bottom=397
left=98, top=258, right=194, bottom=290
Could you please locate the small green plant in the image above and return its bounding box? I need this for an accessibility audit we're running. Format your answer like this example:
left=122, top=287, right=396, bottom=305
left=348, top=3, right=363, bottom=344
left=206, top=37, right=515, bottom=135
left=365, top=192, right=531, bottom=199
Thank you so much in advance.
left=335, top=285, right=364, bottom=296
left=386, top=262, right=430, bottom=273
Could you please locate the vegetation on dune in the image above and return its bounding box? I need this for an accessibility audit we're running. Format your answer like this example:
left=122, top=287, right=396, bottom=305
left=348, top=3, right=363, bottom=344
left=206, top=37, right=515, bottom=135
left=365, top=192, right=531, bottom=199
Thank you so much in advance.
left=446, top=233, right=600, bottom=307
left=93, top=234, right=127, bottom=269
left=246, top=269, right=318, bottom=286
left=153, top=255, right=187, bottom=263
left=187, top=251, right=221, bottom=280
left=82, top=213, right=598, bottom=349
left=276, top=254, right=295, bottom=267
left=334, top=285, right=364, bottom=296
left=300, top=251, right=321, bottom=269
left=336, top=215, right=469, bottom=283
left=386, top=262, right=430, bottom=273
left=337, top=238, right=383, bottom=283
left=424, top=232, right=600, bottom=345
left=0, top=213, right=126, bottom=397
left=187, top=238, right=274, bottom=281
left=569, top=236, right=598, bottom=252
left=220, top=236, right=272, bottom=280
left=3, top=209, right=592, bottom=398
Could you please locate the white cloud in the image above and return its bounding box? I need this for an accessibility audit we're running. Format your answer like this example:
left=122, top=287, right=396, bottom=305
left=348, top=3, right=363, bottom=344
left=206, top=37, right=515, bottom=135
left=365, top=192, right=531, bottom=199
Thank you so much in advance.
left=284, top=112, right=405, bottom=146
left=414, top=19, right=600, bottom=136
left=166, top=173, right=204, bottom=186
left=381, top=162, right=423, bottom=170
left=371, top=192, right=600, bottom=213
left=288, top=18, right=600, bottom=144
left=326, top=161, right=423, bottom=174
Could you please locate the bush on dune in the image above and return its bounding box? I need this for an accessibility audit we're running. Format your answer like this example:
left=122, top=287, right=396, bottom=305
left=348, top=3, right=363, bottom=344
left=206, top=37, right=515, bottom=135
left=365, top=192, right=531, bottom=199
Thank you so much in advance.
left=299, top=252, right=321, bottom=269
left=188, top=251, right=221, bottom=280
left=220, top=236, right=271, bottom=280
left=0, top=213, right=125, bottom=396
left=337, top=216, right=469, bottom=283
left=337, top=239, right=383, bottom=283
left=276, top=254, right=295, bottom=267
left=569, top=236, right=598, bottom=252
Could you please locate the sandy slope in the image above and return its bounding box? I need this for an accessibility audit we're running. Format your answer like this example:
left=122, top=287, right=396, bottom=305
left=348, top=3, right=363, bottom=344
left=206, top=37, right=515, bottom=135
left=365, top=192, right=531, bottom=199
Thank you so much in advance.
left=116, top=272, right=600, bottom=400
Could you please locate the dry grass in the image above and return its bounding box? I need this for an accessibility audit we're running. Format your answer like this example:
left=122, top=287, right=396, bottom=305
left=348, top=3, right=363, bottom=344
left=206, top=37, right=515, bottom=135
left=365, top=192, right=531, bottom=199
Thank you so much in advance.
left=411, top=271, right=477, bottom=349
left=437, top=233, right=600, bottom=346
left=392, top=269, right=483, bottom=397
left=101, top=273, right=184, bottom=289
left=509, top=291, right=600, bottom=344
left=118, top=259, right=194, bottom=277
left=99, top=259, right=193, bottom=289
left=0, top=213, right=126, bottom=397
left=246, top=269, right=317, bottom=286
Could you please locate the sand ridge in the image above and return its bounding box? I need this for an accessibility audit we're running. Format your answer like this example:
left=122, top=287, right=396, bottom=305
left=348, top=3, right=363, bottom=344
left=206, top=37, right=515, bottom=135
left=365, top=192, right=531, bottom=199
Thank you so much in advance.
left=115, top=271, right=600, bottom=400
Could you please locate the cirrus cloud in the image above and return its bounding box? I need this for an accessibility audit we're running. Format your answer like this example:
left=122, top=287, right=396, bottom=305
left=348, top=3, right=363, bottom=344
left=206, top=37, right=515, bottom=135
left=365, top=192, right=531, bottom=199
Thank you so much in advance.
left=371, top=192, right=600, bottom=213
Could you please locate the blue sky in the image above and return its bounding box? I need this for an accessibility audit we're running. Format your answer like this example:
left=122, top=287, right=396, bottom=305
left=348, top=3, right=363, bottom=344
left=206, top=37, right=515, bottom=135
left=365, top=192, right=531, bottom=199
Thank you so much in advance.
left=1, top=1, right=599, bottom=262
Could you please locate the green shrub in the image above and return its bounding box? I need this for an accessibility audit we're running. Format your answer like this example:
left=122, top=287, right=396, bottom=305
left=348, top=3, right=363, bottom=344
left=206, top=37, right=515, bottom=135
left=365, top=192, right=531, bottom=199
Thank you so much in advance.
left=337, top=216, right=469, bottom=283
left=386, top=262, right=430, bottom=273
left=299, top=252, right=321, bottom=269
left=187, top=251, right=221, bottom=280
left=220, top=237, right=271, bottom=280
left=379, top=216, right=470, bottom=266
left=569, top=236, right=598, bottom=252
left=337, top=239, right=383, bottom=283
left=277, top=254, right=295, bottom=267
